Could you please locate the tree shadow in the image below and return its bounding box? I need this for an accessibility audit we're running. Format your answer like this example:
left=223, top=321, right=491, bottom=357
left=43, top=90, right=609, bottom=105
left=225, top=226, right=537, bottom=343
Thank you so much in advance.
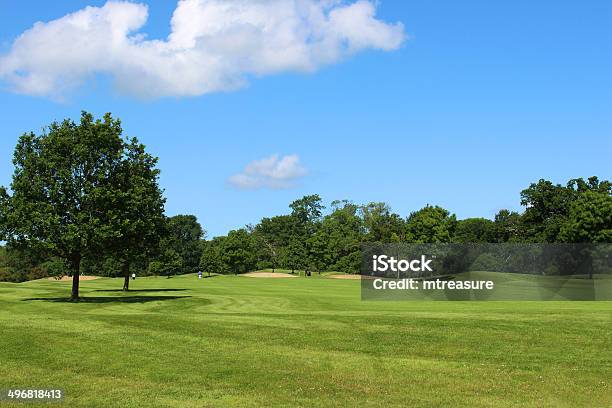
left=93, top=288, right=187, bottom=293
left=23, top=296, right=192, bottom=303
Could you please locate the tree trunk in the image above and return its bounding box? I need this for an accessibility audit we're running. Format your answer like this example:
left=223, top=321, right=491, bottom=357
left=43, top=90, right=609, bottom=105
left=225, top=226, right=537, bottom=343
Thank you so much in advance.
left=122, top=261, right=131, bottom=291
left=70, top=257, right=81, bottom=301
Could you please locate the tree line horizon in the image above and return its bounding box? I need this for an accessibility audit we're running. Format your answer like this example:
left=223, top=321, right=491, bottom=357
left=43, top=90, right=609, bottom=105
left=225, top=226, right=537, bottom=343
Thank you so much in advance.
left=0, top=112, right=610, bottom=299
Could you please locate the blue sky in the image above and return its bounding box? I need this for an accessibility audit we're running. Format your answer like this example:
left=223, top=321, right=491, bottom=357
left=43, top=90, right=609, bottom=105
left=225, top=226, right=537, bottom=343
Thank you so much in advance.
left=0, top=0, right=610, bottom=237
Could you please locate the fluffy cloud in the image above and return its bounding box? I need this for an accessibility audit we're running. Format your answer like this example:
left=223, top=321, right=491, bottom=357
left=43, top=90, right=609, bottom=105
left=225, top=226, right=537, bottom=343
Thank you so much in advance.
left=0, top=0, right=406, bottom=99
left=229, top=154, right=307, bottom=189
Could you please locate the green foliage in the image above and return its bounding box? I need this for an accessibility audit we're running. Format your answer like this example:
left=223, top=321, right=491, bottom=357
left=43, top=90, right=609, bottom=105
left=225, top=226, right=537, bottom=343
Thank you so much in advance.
left=405, top=205, right=457, bottom=243
left=469, top=252, right=505, bottom=271
left=0, top=245, right=51, bottom=282
left=558, top=191, right=612, bottom=242
left=159, top=215, right=205, bottom=274
left=283, top=236, right=306, bottom=273
left=360, top=201, right=405, bottom=242
left=3, top=112, right=125, bottom=266
left=520, top=179, right=575, bottom=242
left=200, top=237, right=228, bottom=275
left=453, top=218, right=496, bottom=243
left=40, top=258, right=70, bottom=279
left=0, top=112, right=166, bottom=296
left=148, top=248, right=183, bottom=277
left=2, top=128, right=609, bottom=287
left=520, top=176, right=611, bottom=242
left=253, top=215, right=295, bottom=271
left=221, top=229, right=257, bottom=274
left=494, top=210, right=522, bottom=243
left=108, top=136, right=166, bottom=279
left=289, top=194, right=324, bottom=226
left=193, top=177, right=610, bottom=276
left=289, top=195, right=325, bottom=272
left=315, top=200, right=362, bottom=273
left=0, top=187, right=10, bottom=242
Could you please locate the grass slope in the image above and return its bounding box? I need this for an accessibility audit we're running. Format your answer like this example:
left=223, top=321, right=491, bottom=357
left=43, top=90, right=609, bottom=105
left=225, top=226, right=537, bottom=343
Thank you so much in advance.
left=0, top=275, right=611, bottom=407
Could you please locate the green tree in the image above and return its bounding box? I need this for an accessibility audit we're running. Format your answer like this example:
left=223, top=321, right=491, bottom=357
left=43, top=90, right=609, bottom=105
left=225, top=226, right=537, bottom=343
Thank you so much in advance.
left=252, top=215, right=294, bottom=272
left=289, top=194, right=324, bottom=226
left=453, top=218, right=496, bottom=243
left=558, top=191, right=612, bottom=242
left=200, top=237, right=228, bottom=275
left=405, top=205, right=457, bottom=243
left=520, top=177, right=611, bottom=242
left=109, top=137, right=166, bottom=291
left=148, top=248, right=183, bottom=278
left=221, top=229, right=256, bottom=274
left=494, top=209, right=523, bottom=242
left=520, top=179, right=575, bottom=242
left=284, top=237, right=306, bottom=274
left=567, top=176, right=611, bottom=195
left=289, top=195, right=324, bottom=275
left=162, top=215, right=205, bottom=274
left=360, top=202, right=405, bottom=242
left=0, top=112, right=140, bottom=299
left=316, top=200, right=363, bottom=273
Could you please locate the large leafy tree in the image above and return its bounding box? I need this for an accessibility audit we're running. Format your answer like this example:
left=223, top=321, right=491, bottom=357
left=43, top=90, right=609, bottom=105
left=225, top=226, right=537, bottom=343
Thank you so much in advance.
left=252, top=215, right=295, bottom=272
left=200, top=237, right=228, bottom=275
left=558, top=191, right=612, bottom=243
left=453, top=218, right=496, bottom=243
left=519, top=177, right=611, bottom=242
left=315, top=200, right=363, bottom=273
left=289, top=194, right=324, bottom=274
left=405, top=205, right=457, bottom=243
left=110, top=138, right=166, bottom=291
left=221, top=229, right=256, bottom=274
left=494, top=209, right=522, bottom=243
left=360, top=202, right=405, bottom=242
left=161, top=215, right=205, bottom=274
left=520, top=179, right=576, bottom=242
left=284, top=236, right=306, bottom=274
left=148, top=248, right=183, bottom=278
left=0, top=112, right=165, bottom=298
left=289, top=194, right=324, bottom=227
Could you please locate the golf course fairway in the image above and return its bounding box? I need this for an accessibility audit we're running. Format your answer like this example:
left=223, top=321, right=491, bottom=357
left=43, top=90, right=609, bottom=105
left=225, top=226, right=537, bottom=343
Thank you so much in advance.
left=1, top=274, right=610, bottom=407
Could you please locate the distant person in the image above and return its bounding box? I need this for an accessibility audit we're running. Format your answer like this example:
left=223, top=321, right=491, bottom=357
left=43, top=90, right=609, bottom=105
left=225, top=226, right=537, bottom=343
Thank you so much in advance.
left=198, top=271, right=203, bottom=279
left=131, top=273, right=136, bottom=280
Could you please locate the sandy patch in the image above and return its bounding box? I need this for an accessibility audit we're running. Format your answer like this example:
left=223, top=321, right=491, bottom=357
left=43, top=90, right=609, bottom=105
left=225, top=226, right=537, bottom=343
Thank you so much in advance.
left=242, top=272, right=298, bottom=278
left=48, top=275, right=100, bottom=281
left=327, top=274, right=375, bottom=280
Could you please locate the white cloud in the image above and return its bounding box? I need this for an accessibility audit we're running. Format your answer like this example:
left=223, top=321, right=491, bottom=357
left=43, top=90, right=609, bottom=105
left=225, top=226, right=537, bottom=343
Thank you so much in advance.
left=0, top=0, right=406, bottom=99
left=229, top=154, right=307, bottom=189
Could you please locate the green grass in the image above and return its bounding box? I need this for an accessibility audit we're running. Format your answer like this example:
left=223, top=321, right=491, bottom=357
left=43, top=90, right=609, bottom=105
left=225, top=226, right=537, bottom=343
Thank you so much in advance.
left=0, top=274, right=611, bottom=407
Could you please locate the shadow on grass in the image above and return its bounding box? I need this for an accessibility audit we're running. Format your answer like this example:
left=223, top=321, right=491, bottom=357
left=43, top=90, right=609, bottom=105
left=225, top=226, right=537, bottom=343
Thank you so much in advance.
left=93, top=288, right=187, bottom=293
left=23, top=295, right=192, bottom=303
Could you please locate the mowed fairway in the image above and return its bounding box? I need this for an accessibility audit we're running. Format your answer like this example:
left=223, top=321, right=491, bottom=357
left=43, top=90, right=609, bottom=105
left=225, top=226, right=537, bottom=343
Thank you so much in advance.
left=0, top=275, right=611, bottom=407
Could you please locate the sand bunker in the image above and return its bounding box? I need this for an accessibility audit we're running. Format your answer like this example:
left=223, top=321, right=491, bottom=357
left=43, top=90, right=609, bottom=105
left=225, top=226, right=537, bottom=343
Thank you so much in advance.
left=48, top=275, right=100, bottom=281
left=242, top=272, right=298, bottom=278
left=327, top=274, right=376, bottom=280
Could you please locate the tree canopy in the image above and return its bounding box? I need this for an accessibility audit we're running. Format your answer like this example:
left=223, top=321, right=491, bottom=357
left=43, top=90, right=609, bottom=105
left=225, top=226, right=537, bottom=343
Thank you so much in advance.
left=1, top=119, right=608, bottom=284
left=0, top=112, right=166, bottom=297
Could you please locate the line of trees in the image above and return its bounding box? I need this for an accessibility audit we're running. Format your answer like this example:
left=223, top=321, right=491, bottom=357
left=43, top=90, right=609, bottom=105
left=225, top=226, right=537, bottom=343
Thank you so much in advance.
left=198, top=177, right=611, bottom=276
left=1, top=113, right=610, bottom=298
